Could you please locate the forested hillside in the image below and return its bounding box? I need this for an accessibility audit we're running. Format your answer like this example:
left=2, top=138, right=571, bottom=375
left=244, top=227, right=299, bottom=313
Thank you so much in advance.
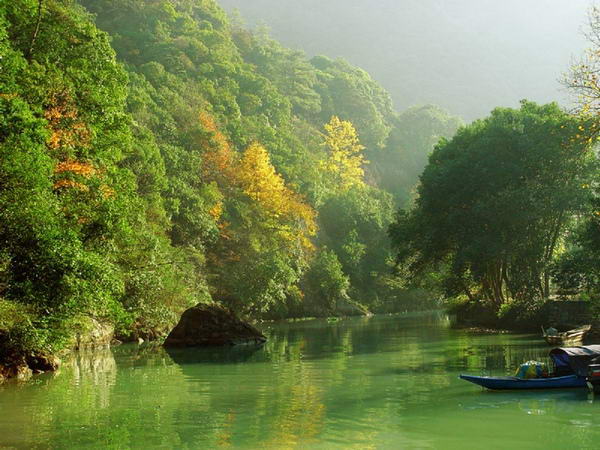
left=0, top=0, right=460, bottom=358
left=219, top=0, right=589, bottom=121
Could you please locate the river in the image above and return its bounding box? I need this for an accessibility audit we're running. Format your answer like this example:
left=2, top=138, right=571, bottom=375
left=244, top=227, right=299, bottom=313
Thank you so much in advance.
left=1, top=312, right=599, bottom=448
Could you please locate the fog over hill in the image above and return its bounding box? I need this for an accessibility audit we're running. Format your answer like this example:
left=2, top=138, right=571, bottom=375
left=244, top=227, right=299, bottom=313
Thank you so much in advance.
left=219, top=0, right=592, bottom=120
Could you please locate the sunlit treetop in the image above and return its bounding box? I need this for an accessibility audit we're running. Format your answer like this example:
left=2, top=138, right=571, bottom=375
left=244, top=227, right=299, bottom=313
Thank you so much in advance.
left=322, top=116, right=367, bottom=192
left=238, top=142, right=316, bottom=249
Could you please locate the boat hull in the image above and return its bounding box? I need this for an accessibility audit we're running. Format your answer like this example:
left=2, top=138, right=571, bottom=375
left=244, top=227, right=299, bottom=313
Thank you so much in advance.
left=459, top=374, right=587, bottom=390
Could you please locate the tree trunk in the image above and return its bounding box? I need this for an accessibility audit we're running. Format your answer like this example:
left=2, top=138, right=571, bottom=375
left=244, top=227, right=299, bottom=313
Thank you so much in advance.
left=26, top=0, right=44, bottom=61
left=462, top=281, right=476, bottom=303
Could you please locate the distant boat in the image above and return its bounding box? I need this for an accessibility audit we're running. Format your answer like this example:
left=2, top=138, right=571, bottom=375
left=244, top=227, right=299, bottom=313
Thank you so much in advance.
left=542, top=325, right=591, bottom=346
left=460, top=345, right=600, bottom=390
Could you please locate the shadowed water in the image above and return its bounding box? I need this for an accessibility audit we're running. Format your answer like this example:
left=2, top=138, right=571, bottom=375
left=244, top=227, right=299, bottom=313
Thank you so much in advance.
left=1, top=312, right=599, bottom=449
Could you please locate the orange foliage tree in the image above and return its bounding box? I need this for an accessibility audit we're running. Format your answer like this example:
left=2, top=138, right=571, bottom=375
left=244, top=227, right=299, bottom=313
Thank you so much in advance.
left=44, top=91, right=91, bottom=155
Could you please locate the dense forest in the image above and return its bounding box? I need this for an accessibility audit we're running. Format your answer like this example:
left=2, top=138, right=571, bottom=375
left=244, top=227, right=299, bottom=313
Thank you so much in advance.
left=219, top=0, right=588, bottom=121
left=1, top=0, right=599, bottom=368
left=0, top=0, right=460, bottom=359
left=3, top=2, right=600, bottom=447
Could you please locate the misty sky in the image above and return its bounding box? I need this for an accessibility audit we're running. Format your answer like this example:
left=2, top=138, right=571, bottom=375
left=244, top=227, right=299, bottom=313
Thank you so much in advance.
left=219, top=0, right=593, bottom=121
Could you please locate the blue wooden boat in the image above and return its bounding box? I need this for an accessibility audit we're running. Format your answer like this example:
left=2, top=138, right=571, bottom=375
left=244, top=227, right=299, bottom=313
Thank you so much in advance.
left=460, top=345, right=600, bottom=391
left=459, top=374, right=586, bottom=390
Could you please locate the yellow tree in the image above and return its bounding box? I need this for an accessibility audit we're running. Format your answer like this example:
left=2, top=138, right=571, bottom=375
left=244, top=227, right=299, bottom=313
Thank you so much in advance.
left=198, top=111, right=236, bottom=223
left=322, top=116, right=367, bottom=192
left=206, top=141, right=317, bottom=313
left=238, top=142, right=316, bottom=250
left=199, top=111, right=236, bottom=185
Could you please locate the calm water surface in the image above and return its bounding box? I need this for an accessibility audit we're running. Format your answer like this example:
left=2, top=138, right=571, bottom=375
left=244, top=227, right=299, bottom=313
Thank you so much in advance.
left=1, top=312, right=599, bottom=449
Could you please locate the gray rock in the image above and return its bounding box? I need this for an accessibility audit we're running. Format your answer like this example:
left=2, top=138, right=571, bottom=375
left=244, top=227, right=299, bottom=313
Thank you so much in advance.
left=72, top=318, right=114, bottom=350
left=164, top=304, right=266, bottom=347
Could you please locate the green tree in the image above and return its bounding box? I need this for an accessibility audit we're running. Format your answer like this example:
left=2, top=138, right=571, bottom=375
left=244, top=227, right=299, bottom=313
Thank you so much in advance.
left=558, top=6, right=600, bottom=301
left=319, top=186, right=395, bottom=304
left=303, top=248, right=350, bottom=316
left=391, top=101, right=596, bottom=312
left=550, top=174, right=600, bottom=299
left=311, top=55, right=395, bottom=150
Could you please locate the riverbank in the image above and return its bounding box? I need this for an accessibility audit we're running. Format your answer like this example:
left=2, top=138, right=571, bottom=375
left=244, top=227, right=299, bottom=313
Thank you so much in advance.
left=0, top=316, right=115, bottom=384
left=449, top=298, right=596, bottom=333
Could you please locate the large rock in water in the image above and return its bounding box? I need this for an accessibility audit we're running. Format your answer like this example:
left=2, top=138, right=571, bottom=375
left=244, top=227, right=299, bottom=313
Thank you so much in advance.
left=164, top=304, right=266, bottom=347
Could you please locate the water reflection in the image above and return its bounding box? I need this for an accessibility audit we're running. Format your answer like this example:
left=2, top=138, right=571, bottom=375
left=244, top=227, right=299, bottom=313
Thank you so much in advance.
left=165, top=343, right=265, bottom=366
left=1, top=312, right=600, bottom=448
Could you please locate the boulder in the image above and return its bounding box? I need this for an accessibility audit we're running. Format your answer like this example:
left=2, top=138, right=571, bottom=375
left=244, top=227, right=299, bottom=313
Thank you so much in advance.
left=164, top=304, right=266, bottom=347
left=26, top=353, right=60, bottom=374
left=0, top=333, right=27, bottom=382
left=72, top=317, right=114, bottom=350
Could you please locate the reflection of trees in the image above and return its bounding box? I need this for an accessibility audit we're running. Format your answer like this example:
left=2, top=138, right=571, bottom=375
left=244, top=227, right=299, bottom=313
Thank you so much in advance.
left=2, top=313, right=600, bottom=447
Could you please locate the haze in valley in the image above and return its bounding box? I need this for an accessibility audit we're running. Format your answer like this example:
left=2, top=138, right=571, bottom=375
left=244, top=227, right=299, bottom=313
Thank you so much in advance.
left=219, top=0, right=593, bottom=120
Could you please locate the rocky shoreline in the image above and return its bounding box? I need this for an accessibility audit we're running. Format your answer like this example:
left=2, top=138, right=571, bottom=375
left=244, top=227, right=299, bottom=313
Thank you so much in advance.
left=0, top=303, right=267, bottom=384
left=0, top=349, right=61, bottom=384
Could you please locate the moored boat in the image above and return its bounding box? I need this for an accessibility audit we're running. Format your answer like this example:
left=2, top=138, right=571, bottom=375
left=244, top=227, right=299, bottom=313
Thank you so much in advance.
left=542, top=325, right=591, bottom=346
left=459, top=374, right=586, bottom=390
left=460, top=345, right=600, bottom=390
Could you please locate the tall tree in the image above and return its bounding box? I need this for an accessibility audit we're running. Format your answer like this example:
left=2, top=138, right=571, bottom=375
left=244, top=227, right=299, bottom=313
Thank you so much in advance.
left=391, top=101, right=596, bottom=311
left=566, top=6, right=600, bottom=125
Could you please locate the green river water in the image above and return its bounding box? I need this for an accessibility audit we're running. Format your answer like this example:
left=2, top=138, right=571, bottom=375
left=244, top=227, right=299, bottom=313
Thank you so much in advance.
left=1, top=312, right=600, bottom=449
